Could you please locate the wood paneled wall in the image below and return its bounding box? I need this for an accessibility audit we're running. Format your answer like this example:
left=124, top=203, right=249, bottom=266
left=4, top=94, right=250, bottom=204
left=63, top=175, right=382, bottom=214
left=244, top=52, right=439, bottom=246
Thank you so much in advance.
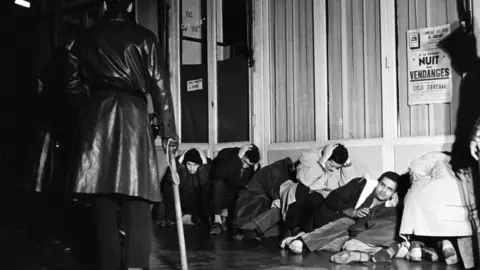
left=397, top=0, right=461, bottom=137
left=269, top=0, right=383, bottom=143
left=269, top=0, right=315, bottom=143
left=327, top=0, right=383, bottom=140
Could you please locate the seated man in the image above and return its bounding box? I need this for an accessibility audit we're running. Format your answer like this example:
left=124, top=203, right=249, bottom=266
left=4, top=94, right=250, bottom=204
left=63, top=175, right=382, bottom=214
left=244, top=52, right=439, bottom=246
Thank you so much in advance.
left=282, top=172, right=384, bottom=251
left=279, top=143, right=352, bottom=238
left=329, top=171, right=401, bottom=264
left=233, top=157, right=295, bottom=240
left=210, top=144, right=260, bottom=235
left=399, top=151, right=473, bottom=265
left=155, top=148, right=212, bottom=227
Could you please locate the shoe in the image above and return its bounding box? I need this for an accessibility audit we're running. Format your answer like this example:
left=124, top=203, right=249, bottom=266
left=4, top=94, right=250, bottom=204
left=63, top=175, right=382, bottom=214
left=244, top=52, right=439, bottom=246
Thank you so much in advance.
left=210, top=222, right=224, bottom=235
left=288, top=240, right=304, bottom=254
left=372, top=243, right=401, bottom=263
left=280, top=231, right=305, bottom=249
left=395, top=242, right=410, bottom=258
left=231, top=233, right=244, bottom=241
left=242, top=229, right=262, bottom=242
left=182, top=214, right=194, bottom=226
left=406, top=242, right=422, bottom=262
left=422, top=246, right=439, bottom=262
left=331, top=251, right=370, bottom=264
left=442, top=240, right=458, bottom=265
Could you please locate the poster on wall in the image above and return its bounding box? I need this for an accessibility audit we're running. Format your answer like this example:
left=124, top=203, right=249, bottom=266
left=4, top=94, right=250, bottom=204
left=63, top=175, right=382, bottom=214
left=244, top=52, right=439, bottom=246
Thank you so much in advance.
left=181, top=0, right=202, bottom=39
left=407, top=24, right=452, bottom=105
left=181, top=0, right=202, bottom=65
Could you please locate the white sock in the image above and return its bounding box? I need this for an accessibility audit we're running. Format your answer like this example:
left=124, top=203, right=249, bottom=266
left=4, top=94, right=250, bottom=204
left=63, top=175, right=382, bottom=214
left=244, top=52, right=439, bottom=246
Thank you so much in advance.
left=214, top=214, right=222, bottom=224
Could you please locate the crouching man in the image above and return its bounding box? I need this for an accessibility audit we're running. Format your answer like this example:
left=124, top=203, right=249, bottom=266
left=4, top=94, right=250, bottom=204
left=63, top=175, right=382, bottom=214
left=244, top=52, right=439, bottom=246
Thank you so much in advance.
left=210, top=144, right=260, bottom=235
left=156, top=148, right=212, bottom=227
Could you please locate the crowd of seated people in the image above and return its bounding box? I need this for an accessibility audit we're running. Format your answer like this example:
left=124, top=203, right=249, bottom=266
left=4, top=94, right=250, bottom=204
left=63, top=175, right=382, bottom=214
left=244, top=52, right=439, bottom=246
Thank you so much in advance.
left=154, top=142, right=477, bottom=268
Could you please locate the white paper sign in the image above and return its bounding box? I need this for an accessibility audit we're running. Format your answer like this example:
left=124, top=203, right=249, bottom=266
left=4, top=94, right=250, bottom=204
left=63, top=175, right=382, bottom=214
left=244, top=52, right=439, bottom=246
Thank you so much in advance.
left=187, top=79, right=203, bottom=91
left=407, top=24, right=452, bottom=105
left=181, top=0, right=202, bottom=39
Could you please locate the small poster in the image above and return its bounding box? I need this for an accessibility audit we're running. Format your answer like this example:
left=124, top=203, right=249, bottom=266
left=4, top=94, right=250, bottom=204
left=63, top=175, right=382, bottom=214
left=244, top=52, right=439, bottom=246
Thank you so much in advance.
left=407, top=24, right=452, bottom=105
left=181, top=0, right=202, bottom=39
left=187, top=79, right=203, bottom=91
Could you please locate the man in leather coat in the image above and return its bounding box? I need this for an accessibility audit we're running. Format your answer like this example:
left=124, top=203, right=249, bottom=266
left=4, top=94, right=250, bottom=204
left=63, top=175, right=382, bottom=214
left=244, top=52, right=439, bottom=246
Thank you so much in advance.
left=64, top=1, right=178, bottom=269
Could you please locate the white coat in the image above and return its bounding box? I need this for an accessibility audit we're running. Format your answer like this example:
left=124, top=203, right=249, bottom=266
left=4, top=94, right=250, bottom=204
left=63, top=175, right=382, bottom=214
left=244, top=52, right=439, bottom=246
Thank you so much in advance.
left=399, top=152, right=472, bottom=237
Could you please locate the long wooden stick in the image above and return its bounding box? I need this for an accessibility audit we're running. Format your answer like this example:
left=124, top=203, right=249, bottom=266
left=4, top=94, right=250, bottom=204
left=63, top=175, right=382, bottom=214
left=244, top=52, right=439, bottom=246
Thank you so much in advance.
left=167, top=139, right=188, bottom=270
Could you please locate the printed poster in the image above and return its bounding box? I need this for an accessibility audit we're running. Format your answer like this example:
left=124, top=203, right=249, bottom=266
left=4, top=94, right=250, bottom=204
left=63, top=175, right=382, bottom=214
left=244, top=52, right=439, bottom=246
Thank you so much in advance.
left=407, top=24, right=452, bottom=105
left=187, top=79, right=203, bottom=92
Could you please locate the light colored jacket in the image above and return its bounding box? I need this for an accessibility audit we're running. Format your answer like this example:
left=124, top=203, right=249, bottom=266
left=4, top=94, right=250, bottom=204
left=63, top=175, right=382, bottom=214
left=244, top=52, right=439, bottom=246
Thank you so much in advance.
left=279, top=147, right=352, bottom=219
left=399, top=152, right=472, bottom=237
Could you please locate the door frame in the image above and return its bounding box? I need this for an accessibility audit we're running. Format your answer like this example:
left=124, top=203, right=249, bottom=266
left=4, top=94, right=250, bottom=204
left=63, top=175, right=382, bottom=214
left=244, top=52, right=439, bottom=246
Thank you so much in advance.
left=166, top=0, right=252, bottom=158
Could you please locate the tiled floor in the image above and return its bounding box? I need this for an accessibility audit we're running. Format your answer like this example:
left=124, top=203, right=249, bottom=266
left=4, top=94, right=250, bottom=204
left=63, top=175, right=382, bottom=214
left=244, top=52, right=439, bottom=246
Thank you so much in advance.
left=1, top=192, right=468, bottom=270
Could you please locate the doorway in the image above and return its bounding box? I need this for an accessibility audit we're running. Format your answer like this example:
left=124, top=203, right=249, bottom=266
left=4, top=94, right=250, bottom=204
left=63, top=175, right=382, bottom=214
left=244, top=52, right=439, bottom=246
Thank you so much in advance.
left=172, top=0, right=253, bottom=157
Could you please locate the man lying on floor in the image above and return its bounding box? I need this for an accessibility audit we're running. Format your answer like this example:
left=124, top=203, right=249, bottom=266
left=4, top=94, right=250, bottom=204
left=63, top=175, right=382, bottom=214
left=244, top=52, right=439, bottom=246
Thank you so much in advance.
left=282, top=171, right=402, bottom=264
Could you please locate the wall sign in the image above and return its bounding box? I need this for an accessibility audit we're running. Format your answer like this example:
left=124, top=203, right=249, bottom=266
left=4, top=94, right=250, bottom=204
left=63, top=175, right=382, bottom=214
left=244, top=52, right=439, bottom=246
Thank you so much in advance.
left=407, top=24, right=452, bottom=105
left=181, top=0, right=202, bottom=39
left=187, top=79, right=203, bottom=91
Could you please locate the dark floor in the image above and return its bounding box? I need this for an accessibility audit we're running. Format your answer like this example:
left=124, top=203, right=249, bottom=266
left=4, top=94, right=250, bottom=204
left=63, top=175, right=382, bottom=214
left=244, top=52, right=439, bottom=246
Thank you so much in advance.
left=0, top=191, right=467, bottom=270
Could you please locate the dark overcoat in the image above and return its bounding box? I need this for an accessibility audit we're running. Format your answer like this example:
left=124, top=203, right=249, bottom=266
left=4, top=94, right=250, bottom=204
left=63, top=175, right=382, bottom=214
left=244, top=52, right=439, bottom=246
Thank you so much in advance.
left=65, top=12, right=177, bottom=202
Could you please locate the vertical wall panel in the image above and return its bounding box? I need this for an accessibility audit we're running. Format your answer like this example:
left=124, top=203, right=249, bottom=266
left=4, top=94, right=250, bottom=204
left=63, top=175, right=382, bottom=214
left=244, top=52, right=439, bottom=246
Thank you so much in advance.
left=270, top=0, right=315, bottom=143
left=305, top=0, right=315, bottom=141
left=327, top=0, right=343, bottom=139
left=429, top=0, right=451, bottom=135
left=273, top=0, right=287, bottom=142
left=372, top=0, right=383, bottom=138
left=340, top=0, right=353, bottom=139
left=410, top=0, right=430, bottom=136
left=397, top=0, right=411, bottom=137
left=328, top=0, right=382, bottom=140
left=285, top=0, right=295, bottom=141
left=293, top=0, right=301, bottom=141
left=397, top=0, right=459, bottom=137
left=352, top=0, right=366, bottom=138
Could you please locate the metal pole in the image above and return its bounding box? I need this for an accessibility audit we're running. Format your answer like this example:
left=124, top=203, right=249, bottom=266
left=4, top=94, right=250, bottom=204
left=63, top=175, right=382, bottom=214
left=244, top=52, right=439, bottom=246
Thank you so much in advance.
left=167, top=139, right=188, bottom=270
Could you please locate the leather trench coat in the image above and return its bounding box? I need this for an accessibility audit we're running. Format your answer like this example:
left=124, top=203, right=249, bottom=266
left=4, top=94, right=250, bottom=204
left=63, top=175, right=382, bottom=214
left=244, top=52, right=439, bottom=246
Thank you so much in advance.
left=64, top=12, right=177, bottom=202
left=28, top=41, right=80, bottom=194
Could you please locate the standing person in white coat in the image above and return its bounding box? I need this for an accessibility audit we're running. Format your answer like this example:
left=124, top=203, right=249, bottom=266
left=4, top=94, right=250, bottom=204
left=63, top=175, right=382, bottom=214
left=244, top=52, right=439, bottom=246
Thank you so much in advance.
left=399, top=151, right=473, bottom=265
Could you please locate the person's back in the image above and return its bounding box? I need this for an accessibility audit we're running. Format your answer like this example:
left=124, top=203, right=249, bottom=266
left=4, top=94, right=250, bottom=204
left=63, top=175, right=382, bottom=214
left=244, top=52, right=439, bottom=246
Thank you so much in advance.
left=400, top=151, right=472, bottom=237
left=67, top=7, right=177, bottom=200
left=74, top=14, right=161, bottom=94
left=64, top=1, right=178, bottom=269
